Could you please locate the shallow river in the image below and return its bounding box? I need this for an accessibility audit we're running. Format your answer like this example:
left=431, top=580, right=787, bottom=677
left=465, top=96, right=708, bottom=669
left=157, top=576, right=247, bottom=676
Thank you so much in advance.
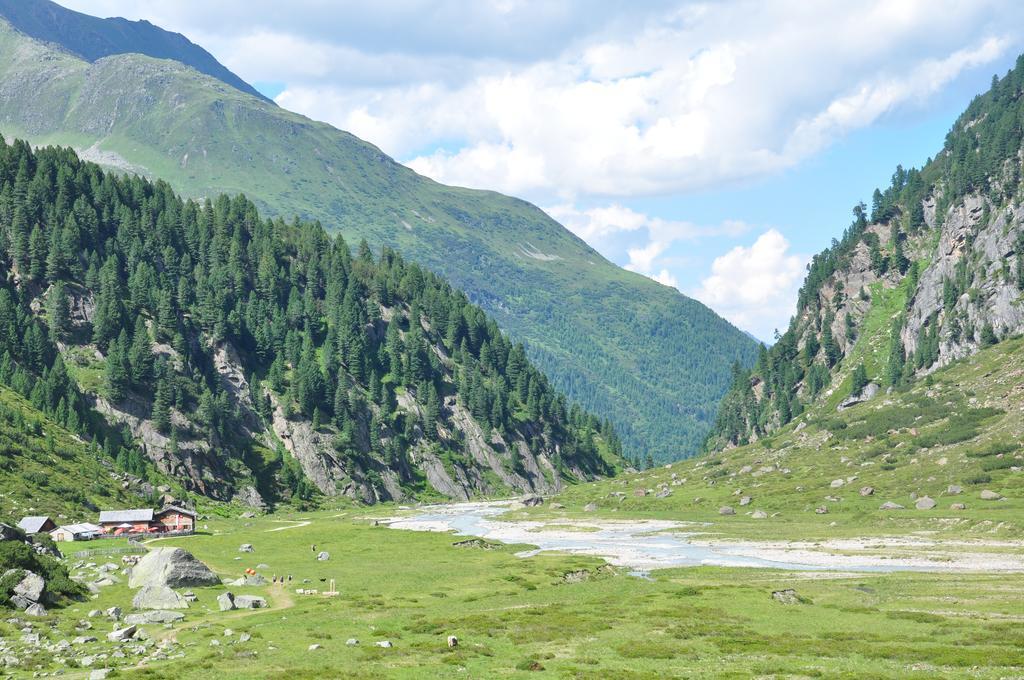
left=386, top=501, right=945, bottom=573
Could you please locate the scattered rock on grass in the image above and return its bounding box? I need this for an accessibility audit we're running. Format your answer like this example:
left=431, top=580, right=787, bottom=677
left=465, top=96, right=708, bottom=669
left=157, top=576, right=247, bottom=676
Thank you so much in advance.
left=583, top=503, right=598, bottom=512
left=859, top=486, right=874, bottom=497
left=128, top=548, right=220, bottom=589
left=233, top=595, right=266, bottom=609
left=879, top=501, right=905, bottom=510
left=316, top=551, right=330, bottom=561
left=980, top=490, right=1003, bottom=500
left=719, top=506, right=735, bottom=516
left=814, top=506, right=828, bottom=514
left=947, top=485, right=962, bottom=495
left=950, top=503, right=966, bottom=510
left=106, top=625, right=137, bottom=642
left=752, top=510, right=768, bottom=519
left=376, top=640, right=392, bottom=648
left=346, top=638, right=359, bottom=646
left=521, top=496, right=544, bottom=507
left=771, top=589, right=801, bottom=605
left=915, top=496, right=936, bottom=510
left=447, top=635, right=458, bottom=648
left=239, top=544, right=254, bottom=553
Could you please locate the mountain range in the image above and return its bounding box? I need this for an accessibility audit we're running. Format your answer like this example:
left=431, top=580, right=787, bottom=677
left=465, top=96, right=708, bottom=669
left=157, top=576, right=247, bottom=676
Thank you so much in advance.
left=0, top=0, right=759, bottom=464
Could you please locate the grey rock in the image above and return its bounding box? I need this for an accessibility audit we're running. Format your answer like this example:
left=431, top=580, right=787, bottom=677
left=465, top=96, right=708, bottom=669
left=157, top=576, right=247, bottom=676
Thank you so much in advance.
left=980, top=489, right=1003, bottom=500
left=107, top=625, right=137, bottom=642
left=814, top=506, right=828, bottom=514
left=859, top=486, right=874, bottom=497
left=128, top=548, right=220, bottom=589
left=738, top=496, right=752, bottom=506
left=719, top=506, right=735, bottom=516
left=771, top=589, right=801, bottom=605
left=132, top=585, right=188, bottom=610
left=73, top=636, right=98, bottom=645
left=105, top=606, right=122, bottom=620
left=239, top=632, right=251, bottom=643
left=217, top=592, right=235, bottom=611
left=752, top=510, right=768, bottom=519
left=308, top=643, right=321, bottom=651
left=233, top=595, right=266, bottom=609
left=13, top=571, right=44, bottom=603
left=520, top=495, right=544, bottom=507
left=915, top=496, right=937, bottom=510
left=375, top=640, right=392, bottom=648
left=583, top=503, right=598, bottom=512
left=879, top=501, right=905, bottom=510
left=947, top=485, right=963, bottom=495
left=447, top=635, right=458, bottom=648
left=228, top=574, right=267, bottom=587
left=89, top=670, right=111, bottom=680
left=24, top=603, right=46, bottom=617
left=124, top=610, right=185, bottom=625
left=239, top=544, right=254, bottom=553
left=829, top=479, right=845, bottom=489
left=346, top=638, right=359, bottom=645
left=316, top=551, right=330, bottom=561
left=950, top=503, right=966, bottom=510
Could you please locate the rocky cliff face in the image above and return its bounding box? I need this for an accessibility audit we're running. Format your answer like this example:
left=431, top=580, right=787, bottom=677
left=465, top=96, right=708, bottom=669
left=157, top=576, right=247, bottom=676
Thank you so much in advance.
left=706, top=59, right=1024, bottom=450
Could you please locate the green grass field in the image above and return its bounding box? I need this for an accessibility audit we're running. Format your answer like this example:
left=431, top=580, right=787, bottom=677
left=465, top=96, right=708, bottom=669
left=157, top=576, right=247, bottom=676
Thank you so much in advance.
left=3, top=508, right=1020, bottom=679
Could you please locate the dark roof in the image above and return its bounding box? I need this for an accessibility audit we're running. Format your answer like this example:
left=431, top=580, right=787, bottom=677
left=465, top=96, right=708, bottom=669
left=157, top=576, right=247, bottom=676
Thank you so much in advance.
left=157, top=504, right=196, bottom=518
left=98, top=509, right=153, bottom=523
left=17, top=516, right=52, bottom=533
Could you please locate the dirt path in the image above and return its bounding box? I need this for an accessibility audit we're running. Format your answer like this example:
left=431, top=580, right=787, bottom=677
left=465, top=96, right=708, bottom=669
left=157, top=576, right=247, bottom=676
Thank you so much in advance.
left=265, top=519, right=312, bottom=532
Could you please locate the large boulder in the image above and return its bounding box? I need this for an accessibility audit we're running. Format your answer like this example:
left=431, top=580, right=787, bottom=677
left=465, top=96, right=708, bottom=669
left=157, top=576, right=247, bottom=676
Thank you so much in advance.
left=124, top=610, right=185, bottom=625
left=980, top=490, right=1003, bottom=501
left=217, top=592, right=236, bottom=611
left=128, top=548, right=220, bottom=589
left=132, top=584, right=189, bottom=610
left=13, top=571, right=44, bottom=603
left=233, top=595, right=266, bottom=609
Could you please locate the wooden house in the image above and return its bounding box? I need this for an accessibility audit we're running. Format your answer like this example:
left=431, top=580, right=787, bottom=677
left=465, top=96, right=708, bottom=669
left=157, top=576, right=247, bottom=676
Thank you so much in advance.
left=17, top=516, right=56, bottom=534
left=154, top=505, right=196, bottom=533
left=98, top=509, right=154, bottom=534
left=50, top=522, right=103, bottom=542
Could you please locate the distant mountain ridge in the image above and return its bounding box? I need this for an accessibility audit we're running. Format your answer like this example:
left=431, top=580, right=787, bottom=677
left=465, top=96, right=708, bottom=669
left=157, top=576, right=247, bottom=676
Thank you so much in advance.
left=0, top=0, right=267, bottom=101
left=0, top=4, right=759, bottom=463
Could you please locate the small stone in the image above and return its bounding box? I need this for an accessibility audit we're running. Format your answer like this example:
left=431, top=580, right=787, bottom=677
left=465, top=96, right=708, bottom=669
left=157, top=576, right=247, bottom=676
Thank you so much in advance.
left=87, top=610, right=102, bottom=618
left=915, top=496, right=936, bottom=510
left=346, top=638, right=359, bottom=646
left=830, top=479, right=844, bottom=489
left=950, top=503, right=966, bottom=510
left=947, top=485, right=962, bottom=495
left=980, top=490, right=1003, bottom=500
left=210, top=639, right=220, bottom=647
left=239, top=544, right=254, bottom=553
left=73, top=636, right=98, bottom=645
left=719, top=506, right=735, bottom=516
left=771, top=589, right=801, bottom=605
left=859, top=486, right=874, bottom=497
left=447, top=635, right=458, bottom=648
left=739, top=496, right=752, bottom=506
left=24, top=603, right=46, bottom=617
left=752, top=510, right=768, bottom=519
left=375, top=640, right=392, bottom=648
left=107, top=626, right=137, bottom=642
left=815, top=506, right=828, bottom=514
left=308, top=643, right=321, bottom=651
left=239, top=633, right=251, bottom=643
left=217, top=592, right=236, bottom=611
left=316, top=551, right=330, bottom=561
left=89, top=670, right=111, bottom=680
left=879, top=501, right=905, bottom=510
left=583, top=503, right=597, bottom=512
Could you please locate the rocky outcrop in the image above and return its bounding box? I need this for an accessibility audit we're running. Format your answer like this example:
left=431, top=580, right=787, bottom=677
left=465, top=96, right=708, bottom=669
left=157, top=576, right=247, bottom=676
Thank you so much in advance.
left=132, top=584, right=188, bottom=610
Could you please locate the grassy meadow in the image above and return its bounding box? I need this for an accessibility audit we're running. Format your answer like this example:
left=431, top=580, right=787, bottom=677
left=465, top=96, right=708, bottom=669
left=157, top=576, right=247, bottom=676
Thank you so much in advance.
left=3, top=507, right=1020, bottom=679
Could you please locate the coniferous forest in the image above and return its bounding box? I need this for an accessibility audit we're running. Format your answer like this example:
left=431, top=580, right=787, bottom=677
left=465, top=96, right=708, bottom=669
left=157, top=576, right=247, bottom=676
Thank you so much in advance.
left=0, top=136, right=619, bottom=508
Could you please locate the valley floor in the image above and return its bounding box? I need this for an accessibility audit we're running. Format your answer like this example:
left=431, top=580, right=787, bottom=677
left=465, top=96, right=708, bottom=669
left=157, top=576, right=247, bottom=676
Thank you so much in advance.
left=5, top=501, right=1023, bottom=679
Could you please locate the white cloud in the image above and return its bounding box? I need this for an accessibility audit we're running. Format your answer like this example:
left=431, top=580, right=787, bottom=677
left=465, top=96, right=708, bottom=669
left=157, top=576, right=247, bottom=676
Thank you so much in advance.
left=692, top=229, right=807, bottom=341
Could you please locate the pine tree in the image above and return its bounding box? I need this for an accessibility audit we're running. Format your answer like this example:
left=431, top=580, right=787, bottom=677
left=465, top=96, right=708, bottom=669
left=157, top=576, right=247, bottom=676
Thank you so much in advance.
left=128, top=317, right=153, bottom=385
left=45, top=280, right=70, bottom=343
left=105, top=330, right=130, bottom=402
left=851, top=363, right=868, bottom=396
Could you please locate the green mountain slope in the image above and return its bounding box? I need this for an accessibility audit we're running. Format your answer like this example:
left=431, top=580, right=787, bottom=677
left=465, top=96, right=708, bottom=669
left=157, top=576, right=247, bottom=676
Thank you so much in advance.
left=549, top=334, right=1023, bottom=540
left=706, top=54, right=1024, bottom=452
left=0, top=137, right=619, bottom=511
left=0, top=0, right=266, bottom=101
left=0, top=12, right=758, bottom=463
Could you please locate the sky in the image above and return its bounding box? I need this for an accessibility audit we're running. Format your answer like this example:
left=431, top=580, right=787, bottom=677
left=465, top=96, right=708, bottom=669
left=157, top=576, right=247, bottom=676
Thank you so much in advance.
left=61, top=0, right=1024, bottom=341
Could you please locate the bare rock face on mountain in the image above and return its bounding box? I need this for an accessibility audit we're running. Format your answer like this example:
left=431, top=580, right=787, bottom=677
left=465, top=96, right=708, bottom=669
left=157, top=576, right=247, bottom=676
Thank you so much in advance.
left=128, top=548, right=219, bottom=589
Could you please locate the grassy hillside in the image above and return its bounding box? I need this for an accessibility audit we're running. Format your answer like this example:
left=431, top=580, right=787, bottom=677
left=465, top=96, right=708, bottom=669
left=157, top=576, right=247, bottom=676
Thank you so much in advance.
left=545, top=335, right=1023, bottom=542
left=0, top=382, right=141, bottom=520
left=0, top=18, right=758, bottom=462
